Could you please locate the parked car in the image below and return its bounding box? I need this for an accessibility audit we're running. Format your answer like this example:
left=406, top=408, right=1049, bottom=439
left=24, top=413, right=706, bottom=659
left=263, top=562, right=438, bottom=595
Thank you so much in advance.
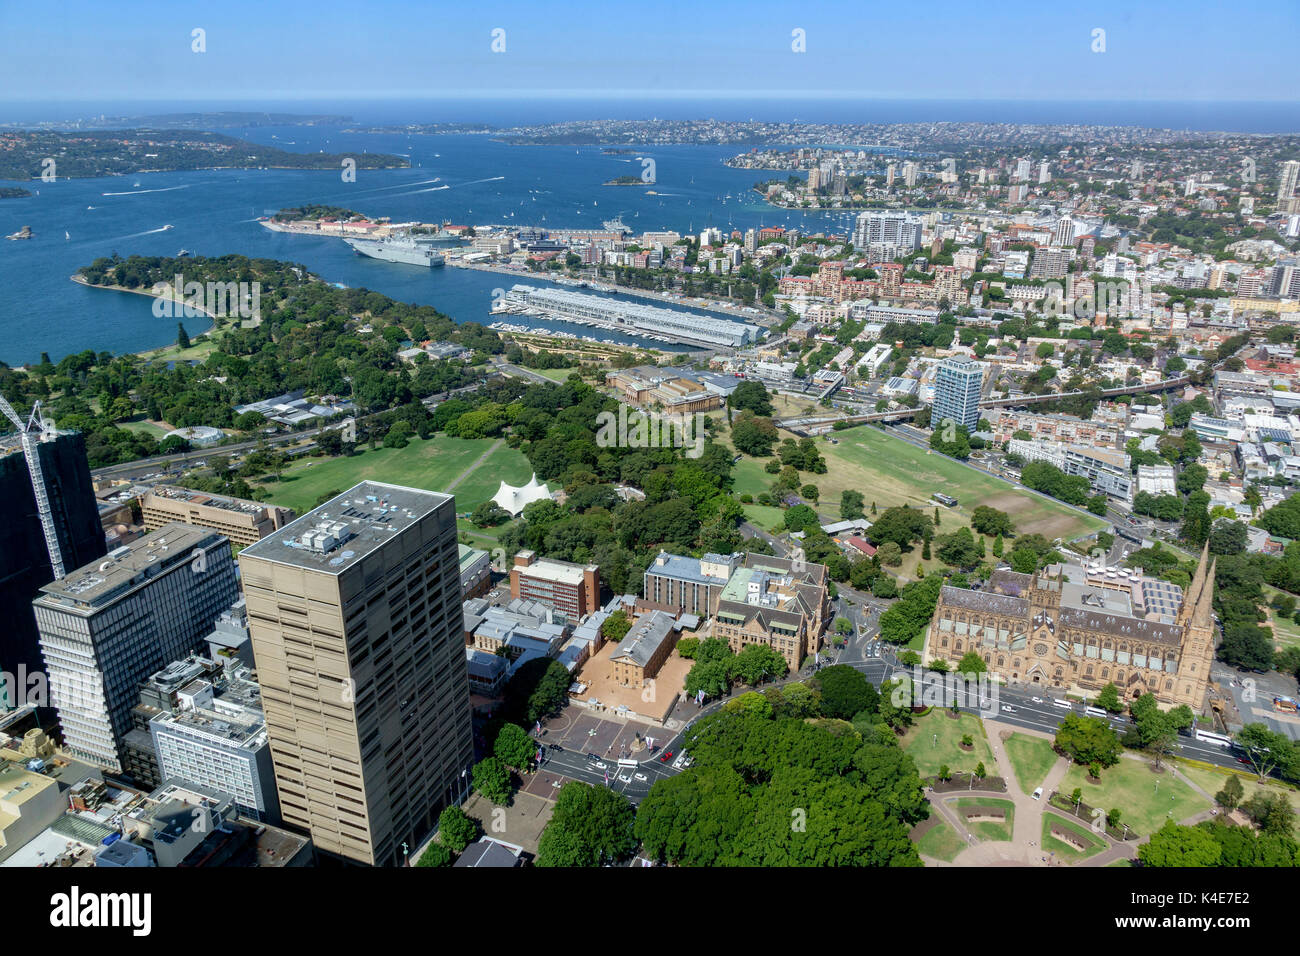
left=1032, top=787, right=1043, bottom=800
left=618, top=773, right=632, bottom=783
left=633, top=772, right=648, bottom=782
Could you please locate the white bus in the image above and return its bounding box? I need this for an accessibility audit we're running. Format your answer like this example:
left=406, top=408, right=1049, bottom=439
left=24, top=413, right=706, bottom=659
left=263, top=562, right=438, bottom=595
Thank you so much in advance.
left=1194, top=729, right=1233, bottom=749
left=616, top=758, right=638, bottom=769
left=1052, top=699, right=1073, bottom=710
left=1084, top=706, right=1109, bottom=719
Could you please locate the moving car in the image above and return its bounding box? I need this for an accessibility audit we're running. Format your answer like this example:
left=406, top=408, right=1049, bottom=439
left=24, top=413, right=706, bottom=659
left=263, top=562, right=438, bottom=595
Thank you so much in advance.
left=1001, top=705, right=1016, bottom=714
left=1032, top=787, right=1043, bottom=800
left=618, top=773, right=633, bottom=783
left=659, top=750, right=674, bottom=763
left=634, top=772, right=647, bottom=782
left=590, top=761, right=608, bottom=770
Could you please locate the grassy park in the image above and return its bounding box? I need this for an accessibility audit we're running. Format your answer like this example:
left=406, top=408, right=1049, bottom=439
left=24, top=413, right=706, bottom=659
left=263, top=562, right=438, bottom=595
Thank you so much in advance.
left=901, top=710, right=994, bottom=778
left=914, top=818, right=966, bottom=862
left=953, top=797, right=1015, bottom=842
left=1178, top=761, right=1300, bottom=836
left=259, top=434, right=533, bottom=515
left=1004, top=733, right=1060, bottom=796
left=1059, top=758, right=1210, bottom=836
left=1041, top=812, right=1107, bottom=862
left=819, top=427, right=1108, bottom=542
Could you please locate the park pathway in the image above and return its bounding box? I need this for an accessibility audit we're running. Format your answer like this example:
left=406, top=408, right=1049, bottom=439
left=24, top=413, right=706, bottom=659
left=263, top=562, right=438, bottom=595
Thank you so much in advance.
left=445, top=438, right=505, bottom=493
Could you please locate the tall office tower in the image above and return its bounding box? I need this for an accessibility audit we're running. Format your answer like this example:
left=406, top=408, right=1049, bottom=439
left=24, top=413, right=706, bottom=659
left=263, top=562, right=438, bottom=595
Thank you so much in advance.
left=0, top=430, right=105, bottom=705
left=931, top=357, right=985, bottom=432
left=1051, top=216, right=1076, bottom=248
left=1279, top=160, right=1300, bottom=206
left=902, top=161, right=918, bottom=187
left=1014, top=158, right=1032, bottom=182
left=32, top=523, right=237, bottom=771
left=1038, top=160, right=1051, bottom=184
left=886, top=163, right=896, bottom=188
left=237, top=482, right=472, bottom=867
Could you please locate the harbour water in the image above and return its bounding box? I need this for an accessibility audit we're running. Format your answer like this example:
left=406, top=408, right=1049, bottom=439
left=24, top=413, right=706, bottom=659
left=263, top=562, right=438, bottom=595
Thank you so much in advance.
left=0, top=129, right=860, bottom=364
left=3, top=97, right=1297, bottom=364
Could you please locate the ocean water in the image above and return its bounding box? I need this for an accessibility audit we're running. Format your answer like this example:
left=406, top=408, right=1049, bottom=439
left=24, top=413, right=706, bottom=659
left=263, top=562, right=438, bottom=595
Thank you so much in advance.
left=1, top=97, right=1296, bottom=364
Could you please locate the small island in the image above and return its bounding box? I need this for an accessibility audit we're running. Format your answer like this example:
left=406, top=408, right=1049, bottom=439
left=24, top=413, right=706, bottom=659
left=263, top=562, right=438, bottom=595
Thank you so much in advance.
left=271, top=204, right=368, bottom=222
left=0, top=187, right=32, bottom=200
left=603, top=175, right=651, bottom=186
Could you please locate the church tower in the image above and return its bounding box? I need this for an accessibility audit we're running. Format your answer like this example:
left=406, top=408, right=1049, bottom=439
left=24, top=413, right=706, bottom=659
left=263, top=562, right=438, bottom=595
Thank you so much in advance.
left=1174, top=543, right=1216, bottom=709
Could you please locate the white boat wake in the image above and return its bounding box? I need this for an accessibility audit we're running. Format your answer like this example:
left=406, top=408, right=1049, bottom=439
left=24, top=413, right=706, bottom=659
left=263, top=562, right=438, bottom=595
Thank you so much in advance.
left=101, top=185, right=191, bottom=197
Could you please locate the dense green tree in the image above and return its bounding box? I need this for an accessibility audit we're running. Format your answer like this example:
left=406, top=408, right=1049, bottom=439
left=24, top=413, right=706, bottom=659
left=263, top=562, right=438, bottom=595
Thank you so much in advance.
left=415, top=842, right=453, bottom=867
left=970, top=506, right=1014, bottom=537
left=493, top=722, right=537, bottom=771
left=1139, top=820, right=1222, bottom=867
left=436, top=805, right=480, bottom=853
left=471, top=757, right=512, bottom=805
left=536, top=782, right=636, bottom=867
left=1054, top=714, right=1122, bottom=768
left=814, top=665, right=879, bottom=719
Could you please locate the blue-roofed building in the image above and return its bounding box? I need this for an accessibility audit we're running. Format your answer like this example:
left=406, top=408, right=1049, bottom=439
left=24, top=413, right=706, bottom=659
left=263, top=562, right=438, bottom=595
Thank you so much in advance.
left=642, top=551, right=740, bottom=617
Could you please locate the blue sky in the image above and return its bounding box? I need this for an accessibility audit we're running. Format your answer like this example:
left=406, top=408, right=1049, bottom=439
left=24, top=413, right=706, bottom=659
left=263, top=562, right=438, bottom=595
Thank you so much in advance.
left=2, top=0, right=1296, bottom=103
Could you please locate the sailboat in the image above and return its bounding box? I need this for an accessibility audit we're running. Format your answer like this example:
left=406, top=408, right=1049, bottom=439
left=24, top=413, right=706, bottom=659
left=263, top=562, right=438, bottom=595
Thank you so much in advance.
left=65, top=231, right=70, bottom=240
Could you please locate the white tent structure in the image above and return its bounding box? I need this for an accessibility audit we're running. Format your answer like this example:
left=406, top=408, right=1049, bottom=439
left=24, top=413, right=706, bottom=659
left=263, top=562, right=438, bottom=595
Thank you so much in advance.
left=491, top=473, right=553, bottom=517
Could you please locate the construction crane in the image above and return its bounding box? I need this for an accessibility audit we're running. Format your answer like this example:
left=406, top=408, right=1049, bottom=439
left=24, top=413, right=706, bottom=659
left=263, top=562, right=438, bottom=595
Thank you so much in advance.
left=0, top=396, right=65, bottom=578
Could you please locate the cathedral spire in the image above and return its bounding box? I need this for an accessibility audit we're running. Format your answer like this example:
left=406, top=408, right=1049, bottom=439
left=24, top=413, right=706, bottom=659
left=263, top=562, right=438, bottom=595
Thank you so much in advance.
left=1179, top=542, right=1213, bottom=627
left=1193, top=557, right=1217, bottom=628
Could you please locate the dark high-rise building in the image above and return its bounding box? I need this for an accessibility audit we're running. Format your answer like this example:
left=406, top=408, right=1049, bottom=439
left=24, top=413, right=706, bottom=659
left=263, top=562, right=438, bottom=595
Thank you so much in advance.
left=0, top=430, right=105, bottom=697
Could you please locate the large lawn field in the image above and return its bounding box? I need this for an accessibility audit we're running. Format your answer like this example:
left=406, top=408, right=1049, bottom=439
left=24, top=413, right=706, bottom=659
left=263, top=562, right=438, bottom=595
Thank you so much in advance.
left=1060, top=757, right=1210, bottom=836
left=914, top=818, right=966, bottom=862
left=1004, top=733, right=1060, bottom=796
left=818, top=427, right=1107, bottom=543
left=901, top=710, right=994, bottom=778
left=258, top=435, right=532, bottom=515
left=731, top=456, right=773, bottom=499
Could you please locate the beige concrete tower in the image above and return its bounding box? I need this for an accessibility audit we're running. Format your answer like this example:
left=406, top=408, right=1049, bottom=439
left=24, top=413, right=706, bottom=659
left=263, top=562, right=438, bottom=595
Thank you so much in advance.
left=237, top=482, right=472, bottom=866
